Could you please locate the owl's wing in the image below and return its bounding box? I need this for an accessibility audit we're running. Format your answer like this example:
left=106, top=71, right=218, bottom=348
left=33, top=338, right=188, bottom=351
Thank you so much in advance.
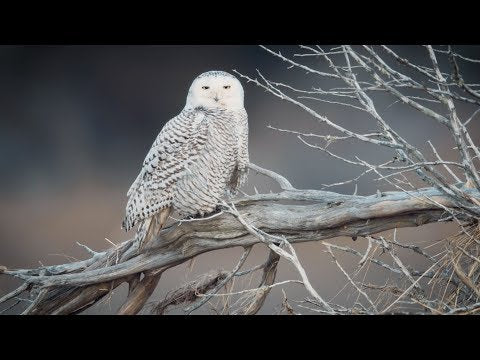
left=127, top=109, right=205, bottom=196
left=227, top=111, right=249, bottom=194
left=123, top=108, right=208, bottom=231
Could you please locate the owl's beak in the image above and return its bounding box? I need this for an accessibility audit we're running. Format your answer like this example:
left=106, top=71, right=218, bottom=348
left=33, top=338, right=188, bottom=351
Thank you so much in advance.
left=213, top=95, right=219, bottom=102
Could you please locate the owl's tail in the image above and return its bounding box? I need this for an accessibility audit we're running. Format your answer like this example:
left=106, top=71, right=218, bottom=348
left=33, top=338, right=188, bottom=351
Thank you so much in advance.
left=136, top=207, right=172, bottom=251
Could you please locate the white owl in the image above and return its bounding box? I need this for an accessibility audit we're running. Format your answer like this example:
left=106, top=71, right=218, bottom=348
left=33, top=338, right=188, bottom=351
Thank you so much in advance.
left=123, top=71, right=249, bottom=248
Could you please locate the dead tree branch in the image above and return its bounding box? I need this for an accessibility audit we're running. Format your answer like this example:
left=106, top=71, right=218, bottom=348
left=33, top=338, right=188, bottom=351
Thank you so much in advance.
left=1, top=162, right=476, bottom=314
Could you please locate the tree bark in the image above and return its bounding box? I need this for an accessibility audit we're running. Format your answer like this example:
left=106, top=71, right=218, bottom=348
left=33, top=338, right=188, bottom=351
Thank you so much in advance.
left=1, top=184, right=477, bottom=314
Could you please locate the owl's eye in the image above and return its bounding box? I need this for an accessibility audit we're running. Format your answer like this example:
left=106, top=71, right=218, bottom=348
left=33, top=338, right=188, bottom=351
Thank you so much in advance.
left=202, top=86, right=210, bottom=90
left=223, top=85, right=231, bottom=89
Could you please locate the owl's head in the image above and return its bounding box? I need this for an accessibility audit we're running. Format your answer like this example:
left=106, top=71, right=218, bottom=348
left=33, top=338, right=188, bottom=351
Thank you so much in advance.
left=186, top=71, right=244, bottom=110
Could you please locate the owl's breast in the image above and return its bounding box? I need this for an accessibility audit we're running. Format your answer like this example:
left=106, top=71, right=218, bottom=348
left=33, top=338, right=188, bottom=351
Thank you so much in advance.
left=172, top=111, right=241, bottom=216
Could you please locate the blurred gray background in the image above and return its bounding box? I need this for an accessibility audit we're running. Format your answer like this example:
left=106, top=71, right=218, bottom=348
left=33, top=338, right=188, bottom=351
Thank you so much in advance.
left=1, top=45, right=479, bottom=314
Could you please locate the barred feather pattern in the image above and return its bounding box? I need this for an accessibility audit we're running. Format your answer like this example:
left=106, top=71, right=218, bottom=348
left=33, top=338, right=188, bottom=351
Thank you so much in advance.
left=122, top=106, right=249, bottom=231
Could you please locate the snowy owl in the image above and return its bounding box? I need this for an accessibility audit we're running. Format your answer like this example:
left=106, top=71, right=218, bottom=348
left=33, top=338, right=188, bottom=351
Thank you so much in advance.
left=122, top=70, right=249, bottom=248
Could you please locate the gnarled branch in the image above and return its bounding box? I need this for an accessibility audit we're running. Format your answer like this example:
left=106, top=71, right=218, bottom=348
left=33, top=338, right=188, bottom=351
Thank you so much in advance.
left=1, top=163, right=477, bottom=314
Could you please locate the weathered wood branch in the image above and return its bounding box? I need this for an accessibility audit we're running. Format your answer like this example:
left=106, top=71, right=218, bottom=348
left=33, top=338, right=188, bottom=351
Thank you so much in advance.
left=241, top=250, right=280, bottom=315
left=5, top=187, right=475, bottom=287
left=0, top=163, right=478, bottom=314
